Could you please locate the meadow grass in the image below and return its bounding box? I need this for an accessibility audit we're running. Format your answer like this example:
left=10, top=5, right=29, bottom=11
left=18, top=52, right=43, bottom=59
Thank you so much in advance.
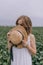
left=0, top=26, right=43, bottom=65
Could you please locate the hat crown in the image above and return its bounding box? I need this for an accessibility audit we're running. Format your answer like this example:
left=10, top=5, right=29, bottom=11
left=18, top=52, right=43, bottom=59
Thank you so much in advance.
left=7, top=25, right=28, bottom=45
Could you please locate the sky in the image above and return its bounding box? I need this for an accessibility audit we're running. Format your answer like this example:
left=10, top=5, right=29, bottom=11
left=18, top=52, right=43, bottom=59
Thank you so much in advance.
left=0, top=0, right=43, bottom=27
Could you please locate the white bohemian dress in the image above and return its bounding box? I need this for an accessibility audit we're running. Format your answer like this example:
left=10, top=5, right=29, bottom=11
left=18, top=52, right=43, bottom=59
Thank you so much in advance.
left=11, top=35, right=32, bottom=65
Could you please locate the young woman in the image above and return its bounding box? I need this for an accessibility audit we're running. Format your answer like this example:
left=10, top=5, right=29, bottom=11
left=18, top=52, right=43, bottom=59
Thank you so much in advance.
left=10, top=15, right=36, bottom=65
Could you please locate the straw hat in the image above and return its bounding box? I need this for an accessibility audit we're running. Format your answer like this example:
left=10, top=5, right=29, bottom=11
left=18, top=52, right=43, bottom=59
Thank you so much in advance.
left=7, top=25, right=28, bottom=46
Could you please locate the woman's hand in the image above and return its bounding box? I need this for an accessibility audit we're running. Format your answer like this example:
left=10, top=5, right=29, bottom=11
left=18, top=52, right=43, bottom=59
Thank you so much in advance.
left=22, top=39, right=29, bottom=47
left=7, top=32, right=13, bottom=50
left=7, top=40, right=13, bottom=50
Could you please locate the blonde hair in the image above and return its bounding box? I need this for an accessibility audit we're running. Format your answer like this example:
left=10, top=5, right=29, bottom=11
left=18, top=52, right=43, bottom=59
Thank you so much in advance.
left=16, top=15, right=32, bottom=35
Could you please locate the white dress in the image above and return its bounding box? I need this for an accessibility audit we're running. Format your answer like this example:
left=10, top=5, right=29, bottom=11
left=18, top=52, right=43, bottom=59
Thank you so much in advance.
left=11, top=35, right=32, bottom=65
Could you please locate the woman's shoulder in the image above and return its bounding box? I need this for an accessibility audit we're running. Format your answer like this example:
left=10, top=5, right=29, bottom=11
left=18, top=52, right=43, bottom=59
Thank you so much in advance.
left=27, top=34, right=35, bottom=42
left=29, top=33, right=35, bottom=39
left=30, top=33, right=35, bottom=37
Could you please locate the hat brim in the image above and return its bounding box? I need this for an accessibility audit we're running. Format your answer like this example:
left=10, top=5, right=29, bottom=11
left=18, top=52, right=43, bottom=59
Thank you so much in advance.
left=7, top=25, right=28, bottom=45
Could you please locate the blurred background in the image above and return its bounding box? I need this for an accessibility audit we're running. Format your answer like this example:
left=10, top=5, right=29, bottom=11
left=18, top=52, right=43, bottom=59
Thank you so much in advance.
left=0, top=0, right=43, bottom=27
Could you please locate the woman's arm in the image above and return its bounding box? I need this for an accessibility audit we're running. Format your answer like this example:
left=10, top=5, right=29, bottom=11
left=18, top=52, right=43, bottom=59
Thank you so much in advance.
left=22, top=34, right=36, bottom=55
left=26, top=35, right=36, bottom=55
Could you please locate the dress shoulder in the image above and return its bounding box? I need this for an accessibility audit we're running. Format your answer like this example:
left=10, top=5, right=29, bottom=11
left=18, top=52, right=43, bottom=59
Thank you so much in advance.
left=30, top=34, right=35, bottom=39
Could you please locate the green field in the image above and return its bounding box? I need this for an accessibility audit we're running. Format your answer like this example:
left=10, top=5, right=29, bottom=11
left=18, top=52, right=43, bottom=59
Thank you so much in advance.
left=0, top=26, right=43, bottom=65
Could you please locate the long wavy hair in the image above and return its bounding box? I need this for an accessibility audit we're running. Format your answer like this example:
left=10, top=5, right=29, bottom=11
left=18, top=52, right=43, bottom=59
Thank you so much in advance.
left=16, top=15, right=32, bottom=35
